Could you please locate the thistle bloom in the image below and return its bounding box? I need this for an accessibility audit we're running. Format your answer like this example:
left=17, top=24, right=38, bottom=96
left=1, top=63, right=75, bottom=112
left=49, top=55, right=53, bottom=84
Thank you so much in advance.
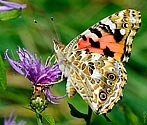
left=0, top=0, right=26, bottom=12
left=4, top=112, right=26, bottom=125
left=4, top=47, right=64, bottom=105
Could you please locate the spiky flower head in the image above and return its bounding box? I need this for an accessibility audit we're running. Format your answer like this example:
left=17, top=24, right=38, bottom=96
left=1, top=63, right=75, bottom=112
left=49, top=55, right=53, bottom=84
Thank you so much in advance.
left=5, top=48, right=64, bottom=113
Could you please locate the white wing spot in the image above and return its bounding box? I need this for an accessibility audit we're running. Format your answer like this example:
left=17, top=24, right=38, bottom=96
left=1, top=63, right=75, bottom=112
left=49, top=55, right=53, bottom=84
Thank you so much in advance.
left=91, top=69, right=101, bottom=79
left=131, top=17, right=137, bottom=23
left=101, top=18, right=116, bottom=30
left=120, top=29, right=126, bottom=35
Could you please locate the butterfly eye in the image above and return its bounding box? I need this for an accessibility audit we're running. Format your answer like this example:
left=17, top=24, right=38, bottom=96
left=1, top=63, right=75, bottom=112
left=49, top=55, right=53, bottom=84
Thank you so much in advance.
left=99, top=91, right=107, bottom=101
left=107, top=73, right=116, bottom=81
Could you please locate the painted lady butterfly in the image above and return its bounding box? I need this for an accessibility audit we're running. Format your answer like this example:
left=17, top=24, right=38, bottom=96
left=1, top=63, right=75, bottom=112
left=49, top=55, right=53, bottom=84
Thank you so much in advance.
left=53, top=9, right=141, bottom=114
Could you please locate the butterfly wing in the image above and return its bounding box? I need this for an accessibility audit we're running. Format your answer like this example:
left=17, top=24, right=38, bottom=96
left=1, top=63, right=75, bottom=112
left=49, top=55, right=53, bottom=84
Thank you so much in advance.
left=64, top=9, right=141, bottom=63
left=66, top=50, right=127, bottom=114
left=54, top=9, right=141, bottom=114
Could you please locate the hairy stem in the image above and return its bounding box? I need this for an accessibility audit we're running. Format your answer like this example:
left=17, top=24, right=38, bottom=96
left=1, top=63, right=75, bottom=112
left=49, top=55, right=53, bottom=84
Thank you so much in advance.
left=36, top=113, right=43, bottom=125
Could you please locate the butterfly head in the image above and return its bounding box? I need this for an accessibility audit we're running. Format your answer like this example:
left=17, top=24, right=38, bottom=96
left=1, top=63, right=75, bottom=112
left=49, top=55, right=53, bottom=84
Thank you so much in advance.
left=53, top=40, right=67, bottom=65
left=53, top=40, right=65, bottom=53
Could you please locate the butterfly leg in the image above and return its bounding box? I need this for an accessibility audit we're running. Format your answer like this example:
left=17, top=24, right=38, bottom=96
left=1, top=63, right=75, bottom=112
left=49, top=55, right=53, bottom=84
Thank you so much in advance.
left=53, top=72, right=64, bottom=84
left=45, top=54, right=57, bottom=67
left=45, top=53, right=64, bottom=84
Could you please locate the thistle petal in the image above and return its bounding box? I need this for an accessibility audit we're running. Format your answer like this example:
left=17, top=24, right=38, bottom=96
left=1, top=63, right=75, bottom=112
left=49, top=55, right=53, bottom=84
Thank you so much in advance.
left=0, top=0, right=26, bottom=12
left=4, top=112, right=26, bottom=125
left=4, top=49, right=24, bottom=75
left=44, top=88, right=65, bottom=104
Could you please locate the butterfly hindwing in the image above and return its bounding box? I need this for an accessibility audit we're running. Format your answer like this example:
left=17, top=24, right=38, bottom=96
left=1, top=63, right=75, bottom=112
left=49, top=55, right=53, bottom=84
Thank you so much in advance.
left=66, top=50, right=127, bottom=114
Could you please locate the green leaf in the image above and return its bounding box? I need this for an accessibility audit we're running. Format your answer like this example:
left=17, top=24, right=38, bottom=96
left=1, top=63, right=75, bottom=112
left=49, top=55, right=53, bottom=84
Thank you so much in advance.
left=122, top=103, right=139, bottom=125
left=41, top=112, right=55, bottom=125
left=0, top=9, right=22, bottom=21
left=103, top=114, right=112, bottom=122
left=68, top=103, right=88, bottom=119
left=68, top=103, right=111, bottom=124
left=0, top=54, right=7, bottom=90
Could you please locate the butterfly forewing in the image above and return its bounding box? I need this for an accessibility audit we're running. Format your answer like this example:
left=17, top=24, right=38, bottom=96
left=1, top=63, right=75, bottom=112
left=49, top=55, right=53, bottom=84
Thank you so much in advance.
left=65, top=9, right=141, bottom=63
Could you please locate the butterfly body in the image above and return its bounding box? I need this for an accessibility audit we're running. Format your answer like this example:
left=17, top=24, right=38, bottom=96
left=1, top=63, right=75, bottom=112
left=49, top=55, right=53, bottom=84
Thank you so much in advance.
left=54, top=9, right=141, bottom=114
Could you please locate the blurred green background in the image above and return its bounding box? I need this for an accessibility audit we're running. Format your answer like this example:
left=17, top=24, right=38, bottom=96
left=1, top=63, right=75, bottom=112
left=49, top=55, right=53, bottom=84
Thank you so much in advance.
left=0, top=0, right=147, bottom=125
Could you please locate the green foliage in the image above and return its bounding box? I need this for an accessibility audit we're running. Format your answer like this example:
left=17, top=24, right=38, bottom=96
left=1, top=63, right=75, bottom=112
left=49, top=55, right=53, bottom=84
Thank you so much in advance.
left=41, top=112, right=55, bottom=125
left=0, top=9, right=22, bottom=21
left=0, top=54, right=7, bottom=91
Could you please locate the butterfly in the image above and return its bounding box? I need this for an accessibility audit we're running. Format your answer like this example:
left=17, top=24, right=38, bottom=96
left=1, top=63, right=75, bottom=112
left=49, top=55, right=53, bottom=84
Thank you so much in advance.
left=53, top=9, right=141, bottom=115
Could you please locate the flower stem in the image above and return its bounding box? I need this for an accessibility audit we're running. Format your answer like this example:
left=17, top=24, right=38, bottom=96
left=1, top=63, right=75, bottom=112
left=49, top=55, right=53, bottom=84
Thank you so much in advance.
left=86, top=106, right=92, bottom=125
left=36, top=113, right=43, bottom=125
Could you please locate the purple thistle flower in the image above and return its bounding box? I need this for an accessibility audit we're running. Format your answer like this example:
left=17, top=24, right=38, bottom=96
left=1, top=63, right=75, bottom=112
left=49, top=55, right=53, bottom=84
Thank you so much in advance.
left=0, top=0, right=26, bottom=12
left=4, top=47, right=64, bottom=106
left=4, top=112, right=26, bottom=125
left=4, top=47, right=61, bottom=85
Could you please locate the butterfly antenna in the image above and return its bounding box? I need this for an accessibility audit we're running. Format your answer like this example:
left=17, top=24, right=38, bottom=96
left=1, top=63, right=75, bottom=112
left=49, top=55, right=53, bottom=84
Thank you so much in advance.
left=33, top=17, right=60, bottom=43
left=50, top=17, right=60, bottom=42
left=34, top=19, right=38, bottom=24
left=33, top=18, right=55, bottom=56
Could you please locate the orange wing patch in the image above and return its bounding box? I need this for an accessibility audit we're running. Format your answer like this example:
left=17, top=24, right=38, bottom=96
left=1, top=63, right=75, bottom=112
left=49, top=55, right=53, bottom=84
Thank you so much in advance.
left=77, top=32, right=125, bottom=61
left=70, top=9, right=141, bottom=63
